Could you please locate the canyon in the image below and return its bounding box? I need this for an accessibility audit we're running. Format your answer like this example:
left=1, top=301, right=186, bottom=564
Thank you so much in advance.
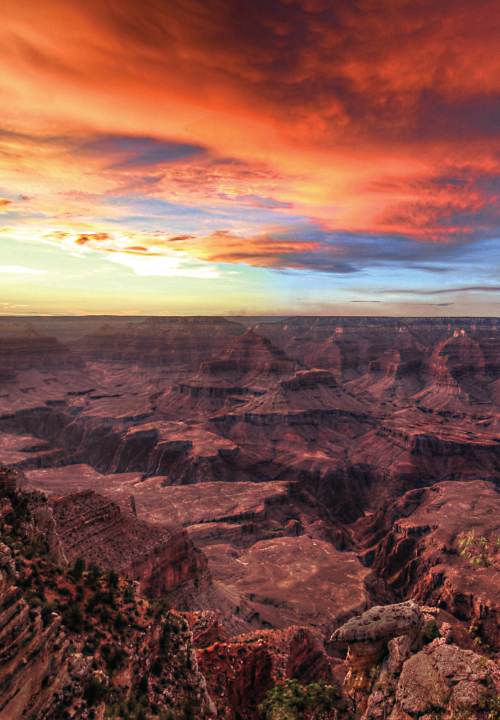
left=0, top=315, right=498, bottom=718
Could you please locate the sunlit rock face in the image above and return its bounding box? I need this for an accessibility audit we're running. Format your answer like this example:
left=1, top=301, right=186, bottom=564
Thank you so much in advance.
left=49, top=489, right=211, bottom=602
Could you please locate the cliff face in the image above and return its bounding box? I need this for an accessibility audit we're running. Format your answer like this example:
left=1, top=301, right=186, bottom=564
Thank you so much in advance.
left=49, top=489, right=211, bottom=603
left=0, top=326, right=82, bottom=373
left=0, top=488, right=215, bottom=719
left=196, top=626, right=335, bottom=720
left=363, top=480, right=500, bottom=650
left=74, top=316, right=244, bottom=369
left=0, top=539, right=70, bottom=720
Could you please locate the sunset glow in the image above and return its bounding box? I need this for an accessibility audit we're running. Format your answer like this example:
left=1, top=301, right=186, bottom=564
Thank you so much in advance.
left=0, top=0, right=498, bottom=315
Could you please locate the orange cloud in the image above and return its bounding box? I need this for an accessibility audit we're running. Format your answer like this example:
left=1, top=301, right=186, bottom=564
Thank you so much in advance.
left=75, top=232, right=111, bottom=245
left=0, top=0, right=498, bottom=265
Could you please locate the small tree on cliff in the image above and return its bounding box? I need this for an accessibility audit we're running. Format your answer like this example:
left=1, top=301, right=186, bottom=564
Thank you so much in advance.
left=107, top=570, right=119, bottom=589
left=71, top=557, right=85, bottom=580
left=258, top=679, right=339, bottom=720
left=457, top=530, right=499, bottom=568
left=63, top=602, right=84, bottom=633
left=86, top=563, right=101, bottom=589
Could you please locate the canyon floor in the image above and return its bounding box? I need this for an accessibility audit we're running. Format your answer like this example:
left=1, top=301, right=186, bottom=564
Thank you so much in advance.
left=0, top=315, right=498, bottom=718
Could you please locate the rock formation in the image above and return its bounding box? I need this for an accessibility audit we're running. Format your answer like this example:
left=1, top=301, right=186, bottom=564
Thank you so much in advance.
left=0, top=486, right=215, bottom=719
left=196, top=626, right=335, bottom=720
left=331, top=601, right=423, bottom=705
left=332, top=601, right=500, bottom=720
left=49, top=489, right=211, bottom=603
left=0, top=315, right=498, bottom=719
left=363, top=479, right=500, bottom=650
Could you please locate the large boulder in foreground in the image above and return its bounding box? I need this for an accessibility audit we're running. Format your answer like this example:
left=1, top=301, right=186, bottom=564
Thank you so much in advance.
left=394, top=641, right=500, bottom=719
left=331, top=601, right=423, bottom=702
left=333, top=601, right=500, bottom=720
left=332, top=600, right=423, bottom=645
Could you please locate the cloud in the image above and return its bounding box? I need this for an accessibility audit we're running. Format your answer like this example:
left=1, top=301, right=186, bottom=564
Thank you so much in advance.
left=30, top=220, right=497, bottom=279
left=408, top=265, right=453, bottom=274
left=105, top=252, right=219, bottom=279
left=38, top=228, right=219, bottom=278
left=376, top=165, right=500, bottom=241
left=0, top=0, right=499, bottom=310
left=381, top=285, right=500, bottom=295
left=75, top=232, right=111, bottom=245
left=79, top=134, right=206, bottom=170
left=0, top=265, right=47, bottom=275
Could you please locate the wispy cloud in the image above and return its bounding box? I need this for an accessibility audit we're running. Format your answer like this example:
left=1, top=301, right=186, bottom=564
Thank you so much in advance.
left=381, top=285, right=500, bottom=295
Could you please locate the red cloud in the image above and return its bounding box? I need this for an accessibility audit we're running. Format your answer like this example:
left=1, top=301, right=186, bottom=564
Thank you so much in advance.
left=0, top=0, right=498, bottom=256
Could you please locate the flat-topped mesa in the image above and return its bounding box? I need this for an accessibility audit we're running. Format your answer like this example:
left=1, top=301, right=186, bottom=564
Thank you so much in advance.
left=0, top=331, right=81, bottom=372
left=74, top=316, right=244, bottom=368
left=49, top=489, right=211, bottom=603
left=280, top=368, right=338, bottom=391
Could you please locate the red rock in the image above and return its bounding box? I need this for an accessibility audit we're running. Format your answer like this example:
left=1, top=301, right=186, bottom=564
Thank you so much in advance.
left=49, top=489, right=211, bottom=603
left=197, top=626, right=335, bottom=719
left=364, top=480, right=500, bottom=649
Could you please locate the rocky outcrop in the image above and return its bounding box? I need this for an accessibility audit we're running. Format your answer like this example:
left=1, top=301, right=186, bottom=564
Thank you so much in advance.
left=0, top=486, right=216, bottom=719
left=415, top=330, right=491, bottom=410
left=183, top=610, right=229, bottom=647
left=364, top=480, right=500, bottom=649
left=331, top=601, right=423, bottom=705
left=333, top=601, right=500, bottom=720
left=197, top=626, right=334, bottom=720
left=199, top=328, right=298, bottom=386
left=49, top=489, right=211, bottom=602
left=391, top=641, right=500, bottom=719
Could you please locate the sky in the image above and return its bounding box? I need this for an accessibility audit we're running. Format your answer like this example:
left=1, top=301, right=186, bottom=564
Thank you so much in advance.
left=0, top=0, right=499, bottom=316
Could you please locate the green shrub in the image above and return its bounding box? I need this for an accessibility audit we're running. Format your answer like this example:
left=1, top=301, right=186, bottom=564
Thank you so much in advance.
left=422, top=619, right=440, bottom=644
left=487, top=696, right=500, bottom=720
left=107, top=570, right=119, bottom=589
left=457, top=531, right=498, bottom=568
left=102, top=643, right=126, bottom=673
left=259, top=679, right=339, bottom=720
left=83, top=676, right=108, bottom=706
